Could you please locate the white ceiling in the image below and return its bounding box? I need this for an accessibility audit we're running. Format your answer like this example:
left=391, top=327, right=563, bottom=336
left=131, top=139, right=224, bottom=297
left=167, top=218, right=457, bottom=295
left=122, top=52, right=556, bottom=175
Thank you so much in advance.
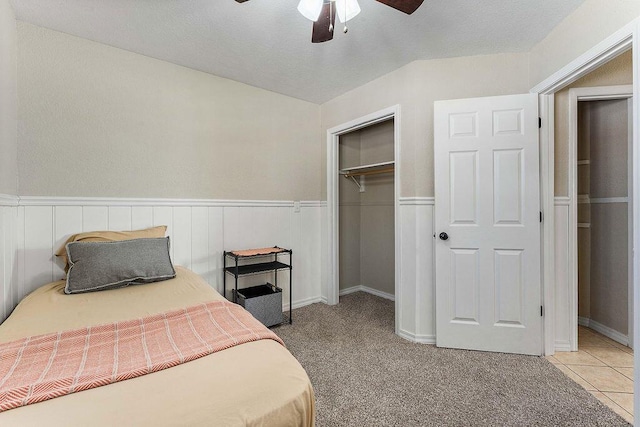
left=11, top=0, right=585, bottom=104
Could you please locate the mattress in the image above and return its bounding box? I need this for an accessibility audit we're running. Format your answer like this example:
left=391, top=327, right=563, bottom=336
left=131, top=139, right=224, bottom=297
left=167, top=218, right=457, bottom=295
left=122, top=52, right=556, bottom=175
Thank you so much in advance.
left=0, top=267, right=315, bottom=426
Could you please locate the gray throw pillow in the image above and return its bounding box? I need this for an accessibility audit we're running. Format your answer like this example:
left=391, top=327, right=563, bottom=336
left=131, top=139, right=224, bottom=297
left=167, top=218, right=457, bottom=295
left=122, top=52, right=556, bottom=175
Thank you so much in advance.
left=65, top=237, right=176, bottom=294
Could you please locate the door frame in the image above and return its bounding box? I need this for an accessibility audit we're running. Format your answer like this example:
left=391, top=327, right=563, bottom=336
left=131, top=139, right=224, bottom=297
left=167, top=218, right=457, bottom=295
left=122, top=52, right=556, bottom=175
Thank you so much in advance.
left=568, top=85, right=634, bottom=352
left=531, top=19, right=638, bottom=356
left=530, top=17, right=639, bottom=417
left=326, top=105, right=401, bottom=334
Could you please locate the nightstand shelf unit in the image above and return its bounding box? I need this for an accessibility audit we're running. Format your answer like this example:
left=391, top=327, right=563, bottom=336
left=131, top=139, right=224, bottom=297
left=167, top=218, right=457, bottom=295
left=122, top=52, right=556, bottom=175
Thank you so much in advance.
left=223, top=246, right=292, bottom=325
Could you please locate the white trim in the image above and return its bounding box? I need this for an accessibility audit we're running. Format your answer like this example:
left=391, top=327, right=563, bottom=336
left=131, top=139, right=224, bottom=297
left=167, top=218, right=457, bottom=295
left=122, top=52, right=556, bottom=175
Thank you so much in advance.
left=398, top=197, right=435, bottom=206
left=300, top=201, right=327, bottom=208
left=577, top=160, right=591, bottom=166
left=554, top=197, right=571, bottom=206
left=555, top=340, right=572, bottom=352
left=16, top=196, right=316, bottom=208
left=326, top=105, right=402, bottom=340
left=530, top=21, right=634, bottom=95
left=577, top=223, right=591, bottom=229
left=541, top=94, right=556, bottom=356
left=578, top=316, right=590, bottom=327
left=567, top=85, right=634, bottom=353
left=628, top=96, right=634, bottom=349
left=0, top=194, right=18, bottom=206
left=397, top=329, right=436, bottom=345
left=633, top=20, right=640, bottom=418
left=579, top=318, right=630, bottom=347
left=590, top=197, right=630, bottom=204
left=339, top=285, right=395, bottom=302
left=283, top=296, right=323, bottom=311
left=534, top=18, right=639, bottom=363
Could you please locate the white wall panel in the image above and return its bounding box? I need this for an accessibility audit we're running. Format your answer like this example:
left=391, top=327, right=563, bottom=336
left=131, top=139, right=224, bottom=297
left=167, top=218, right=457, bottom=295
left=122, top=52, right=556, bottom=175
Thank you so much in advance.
left=415, top=204, right=435, bottom=341
left=191, top=207, right=209, bottom=278
left=207, top=207, right=224, bottom=293
left=554, top=201, right=571, bottom=351
left=0, top=197, right=324, bottom=323
left=172, top=207, right=192, bottom=269
left=131, top=206, right=154, bottom=230
left=398, top=199, right=435, bottom=344
left=108, top=206, right=132, bottom=231
left=53, top=206, right=82, bottom=277
left=0, top=205, right=18, bottom=321
left=82, top=206, right=108, bottom=232
left=22, top=206, right=54, bottom=300
left=153, top=206, right=174, bottom=260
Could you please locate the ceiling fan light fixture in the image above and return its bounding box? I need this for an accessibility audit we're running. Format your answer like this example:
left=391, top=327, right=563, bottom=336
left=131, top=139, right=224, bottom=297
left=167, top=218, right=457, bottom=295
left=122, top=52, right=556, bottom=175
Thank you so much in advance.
left=297, top=0, right=323, bottom=21
left=336, top=0, right=361, bottom=23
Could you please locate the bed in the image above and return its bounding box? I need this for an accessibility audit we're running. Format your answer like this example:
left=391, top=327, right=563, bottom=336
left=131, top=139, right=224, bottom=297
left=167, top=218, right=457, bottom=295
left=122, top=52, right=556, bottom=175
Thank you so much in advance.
left=0, top=266, right=315, bottom=426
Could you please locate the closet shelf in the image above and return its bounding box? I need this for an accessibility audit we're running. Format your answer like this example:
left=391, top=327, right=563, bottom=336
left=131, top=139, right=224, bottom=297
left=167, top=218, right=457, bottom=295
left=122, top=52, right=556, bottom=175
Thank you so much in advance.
left=340, top=161, right=394, bottom=192
left=340, top=161, right=395, bottom=178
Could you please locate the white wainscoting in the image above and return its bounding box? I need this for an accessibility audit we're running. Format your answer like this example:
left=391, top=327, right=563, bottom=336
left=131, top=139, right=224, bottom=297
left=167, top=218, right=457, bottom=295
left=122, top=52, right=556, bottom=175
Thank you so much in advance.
left=397, top=197, right=435, bottom=344
left=0, top=195, right=325, bottom=323
left=0, top=195, right=19, bottom=322
left=554, top=196, right=572, bottom=351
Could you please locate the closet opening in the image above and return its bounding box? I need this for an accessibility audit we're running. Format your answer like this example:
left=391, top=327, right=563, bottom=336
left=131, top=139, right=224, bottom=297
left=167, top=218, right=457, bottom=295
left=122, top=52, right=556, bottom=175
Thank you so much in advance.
left=576, top=92, right=633, bottom=351
left=338, top=119, right=395, bottom=309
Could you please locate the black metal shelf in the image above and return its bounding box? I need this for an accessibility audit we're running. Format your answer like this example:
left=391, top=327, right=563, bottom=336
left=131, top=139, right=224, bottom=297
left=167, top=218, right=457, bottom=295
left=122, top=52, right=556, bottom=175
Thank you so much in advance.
left=224, top=261, right=291, bottom=277
left=223, top=247, right=292, bottom=326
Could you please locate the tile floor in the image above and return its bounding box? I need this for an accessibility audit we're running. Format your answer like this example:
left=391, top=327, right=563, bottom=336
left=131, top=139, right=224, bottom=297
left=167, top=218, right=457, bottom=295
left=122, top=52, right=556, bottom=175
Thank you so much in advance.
left=546, top=326, right=634, bottom=424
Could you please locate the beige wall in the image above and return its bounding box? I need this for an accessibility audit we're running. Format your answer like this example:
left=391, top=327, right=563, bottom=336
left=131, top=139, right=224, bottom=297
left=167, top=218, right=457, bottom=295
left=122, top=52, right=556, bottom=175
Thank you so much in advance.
left=359, top=121, right=394, bottom=295
left=554, top=51, right=632, bottom=197
left=0, top=0, right=17, bottom=195
left=577, top=99, right=630, bottom=334
left=589, top=99, right=630, bottom=335
left=321, top=53, right=530, bottom=198
left=529, top=0, right=640, bottom=88
left=339, top=130, right=362, bottom=288
left=17, top=23, right=322, bottom=200
left=339, top=120, right=395, bottom=295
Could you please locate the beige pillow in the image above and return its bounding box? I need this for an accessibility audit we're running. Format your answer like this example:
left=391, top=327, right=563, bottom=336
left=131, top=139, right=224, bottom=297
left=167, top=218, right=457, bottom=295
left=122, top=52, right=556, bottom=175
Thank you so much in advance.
left=55, top=226, right=168, bottom=271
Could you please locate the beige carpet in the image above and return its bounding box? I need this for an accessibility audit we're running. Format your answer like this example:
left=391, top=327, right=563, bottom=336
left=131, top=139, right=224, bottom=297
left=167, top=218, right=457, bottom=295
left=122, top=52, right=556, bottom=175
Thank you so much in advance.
left=275, top=292, right=630, bottom=426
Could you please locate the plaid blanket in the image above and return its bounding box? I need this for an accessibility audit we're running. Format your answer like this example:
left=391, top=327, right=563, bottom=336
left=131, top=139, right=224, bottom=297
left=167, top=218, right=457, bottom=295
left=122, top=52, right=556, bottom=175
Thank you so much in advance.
left=0, top=300, right=284, bottom=412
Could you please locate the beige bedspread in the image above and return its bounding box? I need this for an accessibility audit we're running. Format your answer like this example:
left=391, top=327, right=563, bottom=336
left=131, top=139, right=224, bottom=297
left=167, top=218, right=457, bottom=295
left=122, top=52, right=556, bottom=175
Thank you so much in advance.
left=0, top=267, right=315, bottom=426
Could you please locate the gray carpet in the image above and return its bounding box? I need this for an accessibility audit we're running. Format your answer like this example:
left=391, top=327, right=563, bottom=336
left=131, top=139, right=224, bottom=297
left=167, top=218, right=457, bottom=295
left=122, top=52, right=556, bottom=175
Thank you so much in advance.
left=274, top=292, right=630, bottom=426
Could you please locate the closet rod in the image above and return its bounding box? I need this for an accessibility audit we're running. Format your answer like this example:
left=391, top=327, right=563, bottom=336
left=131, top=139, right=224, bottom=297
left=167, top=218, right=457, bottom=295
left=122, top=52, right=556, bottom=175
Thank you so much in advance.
left=342, top=167, right=394, bottom=179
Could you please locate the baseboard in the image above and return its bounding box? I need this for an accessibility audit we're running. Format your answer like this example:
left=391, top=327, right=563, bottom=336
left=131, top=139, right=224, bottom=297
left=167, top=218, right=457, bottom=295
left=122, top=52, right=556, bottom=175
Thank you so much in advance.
left=581, top=318, right=629, bottom=346
left=578, top=316, right=590, bottom=327
left=282, top=296, right=323, bottom=311
left=555, top=340, right=572, bottom=352
left=339, top=285, right=395, bottom=301
left=397, top=328, right=436, bottom=344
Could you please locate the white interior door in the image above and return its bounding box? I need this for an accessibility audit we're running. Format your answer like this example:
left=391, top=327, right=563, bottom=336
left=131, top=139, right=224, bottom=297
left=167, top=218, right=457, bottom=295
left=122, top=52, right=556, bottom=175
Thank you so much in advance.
left=434, top=93, right=542, bottom=355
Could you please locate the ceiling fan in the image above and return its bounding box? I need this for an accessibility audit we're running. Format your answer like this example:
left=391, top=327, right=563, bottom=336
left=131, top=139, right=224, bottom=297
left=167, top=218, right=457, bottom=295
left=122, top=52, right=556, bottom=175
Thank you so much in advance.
left=235, top=0, right=424, bottom=43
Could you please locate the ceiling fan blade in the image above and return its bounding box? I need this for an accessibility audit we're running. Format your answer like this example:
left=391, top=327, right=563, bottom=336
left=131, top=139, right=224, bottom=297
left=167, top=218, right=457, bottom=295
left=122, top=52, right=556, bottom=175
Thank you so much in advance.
left=375, top=0, right=424, bottom=14
left=312, top=2, right=336, bottom=43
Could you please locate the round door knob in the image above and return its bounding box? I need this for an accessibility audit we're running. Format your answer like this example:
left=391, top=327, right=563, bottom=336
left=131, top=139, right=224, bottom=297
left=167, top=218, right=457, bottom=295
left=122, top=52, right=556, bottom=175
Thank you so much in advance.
left=439, top=232, right=449, bottom=241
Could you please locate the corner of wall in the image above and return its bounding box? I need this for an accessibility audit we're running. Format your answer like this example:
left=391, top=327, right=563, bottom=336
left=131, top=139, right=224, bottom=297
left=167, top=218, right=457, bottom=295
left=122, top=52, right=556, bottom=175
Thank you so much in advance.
left=0, top=0, right=18, bottom=197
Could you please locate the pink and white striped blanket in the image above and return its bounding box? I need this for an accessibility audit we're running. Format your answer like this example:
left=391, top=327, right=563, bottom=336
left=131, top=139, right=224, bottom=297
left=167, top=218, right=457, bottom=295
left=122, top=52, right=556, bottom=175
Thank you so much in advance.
left=0, top=300, right=284, bottom=412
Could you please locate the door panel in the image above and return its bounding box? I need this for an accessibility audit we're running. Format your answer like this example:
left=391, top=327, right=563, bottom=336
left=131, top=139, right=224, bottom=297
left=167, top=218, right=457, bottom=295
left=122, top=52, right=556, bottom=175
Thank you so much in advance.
left=435, top=93, right=541, bottom=355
